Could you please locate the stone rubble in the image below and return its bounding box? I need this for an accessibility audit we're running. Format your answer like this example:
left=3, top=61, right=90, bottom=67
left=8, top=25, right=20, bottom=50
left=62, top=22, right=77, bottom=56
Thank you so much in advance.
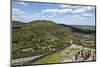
left=71, top=49, right=96, bottom=62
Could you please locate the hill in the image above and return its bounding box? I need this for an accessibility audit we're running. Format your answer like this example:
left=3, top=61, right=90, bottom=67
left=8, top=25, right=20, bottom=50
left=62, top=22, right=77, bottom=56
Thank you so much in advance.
left=12, top=20, right=96, bottom=59
left=71, top=25, right=95, bottom=31
left=59, top=24, right=96, bottom=34
left=12, top=21, right=25, bottom=25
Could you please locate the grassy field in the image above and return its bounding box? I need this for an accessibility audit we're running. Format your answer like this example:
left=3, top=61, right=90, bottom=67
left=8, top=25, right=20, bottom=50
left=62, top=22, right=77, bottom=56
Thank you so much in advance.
left=32, top=52, right=61, bottom=64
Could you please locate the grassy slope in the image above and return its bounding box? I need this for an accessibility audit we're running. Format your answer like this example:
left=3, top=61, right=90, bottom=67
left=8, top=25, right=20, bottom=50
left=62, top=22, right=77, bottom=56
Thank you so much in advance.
left=32, top=52, right=61, bottom=64
left=12, top=20, right=73, bottom=59
left=12, top=20, right=96, bottom=60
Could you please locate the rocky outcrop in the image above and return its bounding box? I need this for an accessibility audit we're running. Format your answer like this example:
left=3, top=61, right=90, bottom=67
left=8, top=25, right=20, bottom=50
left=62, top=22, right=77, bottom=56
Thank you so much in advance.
left=72, top=49, right=96, bottom=62
left=60, top=44, right=96, bottom=62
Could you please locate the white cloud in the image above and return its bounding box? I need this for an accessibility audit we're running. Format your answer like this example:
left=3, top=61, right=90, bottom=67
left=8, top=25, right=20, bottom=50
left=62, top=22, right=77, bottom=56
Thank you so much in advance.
left=87, top=6, right=94, bottom=10
left=12, top=8, right=28, bottom=22
left=42, top=8, right=72, bottom=14
left=12, top=4, right=95, bottom=24
left=12, top=8, right=20, bottom=12
left=41, top=6, right=95, bottom=16
left=20, top=2, right=28, bottom=6
left=60, top=5, right=71, bottom=8
left=12, top=8, right=43, bottom=22
left=12, top=8, right=25, bottom=13
left=71, top=15, right=81, bottom=17
left=82, top=13, right=94, bottom=17
left=72, top=6, right=95, bottom=13
left=60, top=4, right=82, bottom=9
left=73, top=8, right=85, bottom=13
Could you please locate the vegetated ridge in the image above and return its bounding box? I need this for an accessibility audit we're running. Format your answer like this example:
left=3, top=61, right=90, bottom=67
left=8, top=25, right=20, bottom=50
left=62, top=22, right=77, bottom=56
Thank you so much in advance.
left=12, top=20, right=96, bottom=59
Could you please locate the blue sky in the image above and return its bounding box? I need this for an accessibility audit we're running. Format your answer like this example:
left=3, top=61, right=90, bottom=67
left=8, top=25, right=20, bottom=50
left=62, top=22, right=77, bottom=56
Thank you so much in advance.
left=12, top=1, right=96, bottom=26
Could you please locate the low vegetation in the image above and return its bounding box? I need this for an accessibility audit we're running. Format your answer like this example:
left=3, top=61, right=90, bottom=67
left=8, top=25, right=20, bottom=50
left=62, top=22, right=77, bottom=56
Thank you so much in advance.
left=12, top=20, right=96, bottom=63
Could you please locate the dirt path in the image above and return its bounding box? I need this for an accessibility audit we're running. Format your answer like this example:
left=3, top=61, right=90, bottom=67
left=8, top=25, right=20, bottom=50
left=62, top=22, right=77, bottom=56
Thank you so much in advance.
left=12, top=55, right=43, bottom=65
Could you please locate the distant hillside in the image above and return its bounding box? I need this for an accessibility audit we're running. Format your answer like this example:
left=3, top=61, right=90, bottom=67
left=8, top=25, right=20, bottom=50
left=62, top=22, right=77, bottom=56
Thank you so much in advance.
left=59, top=24, right=96, bottom=34
left=12, top=21, right=25, bottom=26
left=12, top=20, right=96, bottom=59
left=71, top=25, right=95, bottom=31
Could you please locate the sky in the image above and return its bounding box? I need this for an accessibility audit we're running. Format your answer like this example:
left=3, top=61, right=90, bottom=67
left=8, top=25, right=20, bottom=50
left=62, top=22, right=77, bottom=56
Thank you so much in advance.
left=12, top=1, right=96, bottom=26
